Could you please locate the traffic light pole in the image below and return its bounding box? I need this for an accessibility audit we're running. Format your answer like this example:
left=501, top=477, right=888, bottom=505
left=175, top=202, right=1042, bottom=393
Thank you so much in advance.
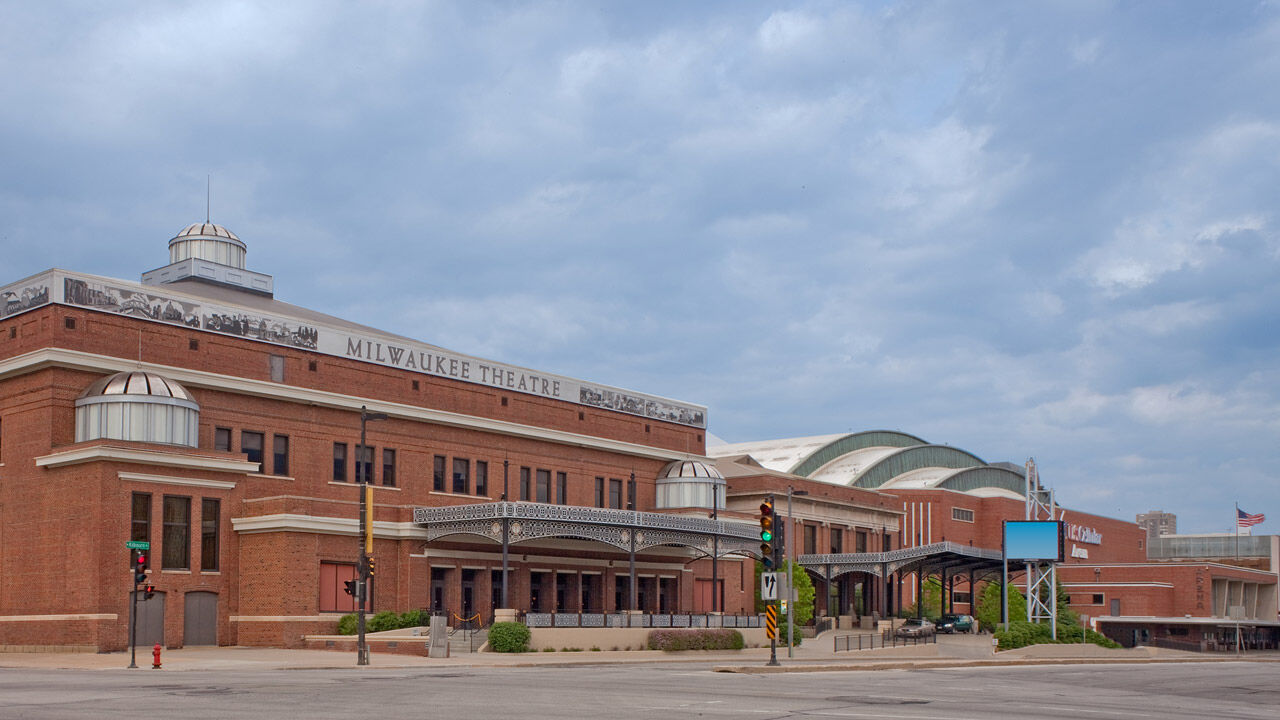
left=355, top=406, right=386, bottom=667
left=128, top=580, right=139, bottom=668
left=767, top=494, right=780, bottom=667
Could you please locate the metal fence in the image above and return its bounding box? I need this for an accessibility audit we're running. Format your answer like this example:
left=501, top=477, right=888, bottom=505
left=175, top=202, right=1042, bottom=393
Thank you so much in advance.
left=523, top=612, right=764, bottom=629
left=833, top=631, right=936, bottom=652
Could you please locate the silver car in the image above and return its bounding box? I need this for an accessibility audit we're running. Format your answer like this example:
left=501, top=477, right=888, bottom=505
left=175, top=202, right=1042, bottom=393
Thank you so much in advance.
left=895, top=618, right=936, bottom=638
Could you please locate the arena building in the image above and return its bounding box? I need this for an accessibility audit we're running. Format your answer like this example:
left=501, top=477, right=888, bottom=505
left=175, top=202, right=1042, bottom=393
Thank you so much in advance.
left=709, top=433, right=1280, bottom=649
left=2, top=219, right=1274, bottom=654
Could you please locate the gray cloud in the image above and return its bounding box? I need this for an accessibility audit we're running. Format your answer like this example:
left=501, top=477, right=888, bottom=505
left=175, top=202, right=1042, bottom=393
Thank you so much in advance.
left=2, top=1, right=1278, bottom=532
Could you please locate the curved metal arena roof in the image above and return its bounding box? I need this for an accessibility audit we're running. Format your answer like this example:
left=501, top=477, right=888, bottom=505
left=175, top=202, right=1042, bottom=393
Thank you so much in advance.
left=712, top=430, right=1026, bottom=497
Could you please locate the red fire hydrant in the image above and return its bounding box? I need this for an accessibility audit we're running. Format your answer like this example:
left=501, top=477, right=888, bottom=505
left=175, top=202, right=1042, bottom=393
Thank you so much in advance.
left=152, top=643, right=162, bottom=669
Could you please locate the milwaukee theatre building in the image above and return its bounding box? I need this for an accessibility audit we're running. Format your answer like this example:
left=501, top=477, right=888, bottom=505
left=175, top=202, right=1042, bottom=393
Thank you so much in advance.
left=0, top=222, right=764, bottom=651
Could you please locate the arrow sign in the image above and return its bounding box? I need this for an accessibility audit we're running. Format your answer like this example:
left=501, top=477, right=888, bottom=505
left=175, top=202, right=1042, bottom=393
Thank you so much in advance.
left=125, top=541, right=150, bottom=550
left=761, top=572, right=778, bottom=601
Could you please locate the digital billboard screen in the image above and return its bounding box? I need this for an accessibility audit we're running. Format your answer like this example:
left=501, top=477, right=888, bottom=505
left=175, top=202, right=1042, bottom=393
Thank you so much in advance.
left=1004, top=520, right=1064, bottom=562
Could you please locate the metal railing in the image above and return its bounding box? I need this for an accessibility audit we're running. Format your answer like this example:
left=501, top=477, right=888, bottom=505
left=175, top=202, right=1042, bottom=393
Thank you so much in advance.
left=448, top=613, right=484, bottom=652
left=833, top=630, right=937, bottom=652
left=522, top=612, right=764, bottom=629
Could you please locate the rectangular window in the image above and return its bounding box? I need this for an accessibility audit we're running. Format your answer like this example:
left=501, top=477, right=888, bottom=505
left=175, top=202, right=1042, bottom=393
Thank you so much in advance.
left=162, top=496, right=191, bottom=570
left=952, top=591, right=972, bottom=604
left=453, top=458, right=470, bottom=494
left=609, top=478, right=623, bottom=509
left=595, top=477, right=605, bottom=508
left=241, top=431, right=264, bottom=468
left=535, top=469, right=550, bottom=503
left=627, top=478, right=636, bottom=509
left=1092, top=593, right=1105, bottom=605
left=333, top=443, right=347, bottom=482
left=433, top=455, right=446, bottom=491
left=475, top=461, right=488, bottom=497
left=382, top=449, right=396, bottom=487
left=272, top=435, right=289, bottom=476
left=319, top=561, right=358, bottom=613
left=355, top=444, right=373, bottom=483
left=269, top=354, right=285, bottom=383
left=855, top=530, right=868, bottom=554
left=556, top=471, right=567, bottom=505
left=830, top=528, right=843, bottom=554
left=803, top=524, right=817, bottom=555
left=952, top=507, right=975, bottom=523
left=520, top=467, right=531, bottom=501
left=214, top=427, right=231, bottom=452
left=201, top=498, right=220, bottom=572
left=131, top=492, right=151, bottom=544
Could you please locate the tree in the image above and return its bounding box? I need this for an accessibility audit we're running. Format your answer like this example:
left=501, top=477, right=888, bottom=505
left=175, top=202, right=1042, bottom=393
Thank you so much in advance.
left=754, top=560, right=815, bottom=627
left=975, top=579, right=1026, bottom=632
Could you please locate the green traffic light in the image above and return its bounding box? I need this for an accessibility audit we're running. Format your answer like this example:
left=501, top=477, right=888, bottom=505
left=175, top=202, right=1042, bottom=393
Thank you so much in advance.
left=761, top=530, right=772, bottom=542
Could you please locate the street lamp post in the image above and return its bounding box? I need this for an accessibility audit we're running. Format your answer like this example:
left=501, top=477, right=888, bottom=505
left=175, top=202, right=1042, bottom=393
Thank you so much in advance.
left=356, top=405, right=387, bottom=666
left=787, top=486, right=808, bottom=658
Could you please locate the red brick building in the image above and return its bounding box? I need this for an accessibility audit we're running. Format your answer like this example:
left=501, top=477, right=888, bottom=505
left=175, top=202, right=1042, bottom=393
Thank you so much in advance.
left=0, top=222, right=761, bottom=651
left=710, top=433, right=1280, bottom=648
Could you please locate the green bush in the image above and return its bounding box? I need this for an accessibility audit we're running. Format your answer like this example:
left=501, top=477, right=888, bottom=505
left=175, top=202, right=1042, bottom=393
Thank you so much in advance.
left=366, top=610, right=400, bottom=633
left=488, top=621, right=531, bottom=653
left=646, top=629, right=745, bottom=651
left=994, top=621, right=1121, bottom=650
left=336, top=613, right=356, bottom=635
left=398, top=609, right=430, bottom=628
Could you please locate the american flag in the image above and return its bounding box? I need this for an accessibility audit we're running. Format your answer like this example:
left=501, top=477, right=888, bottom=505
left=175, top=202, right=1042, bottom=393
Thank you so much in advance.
left=1237, top=508, right=1265, bottom=528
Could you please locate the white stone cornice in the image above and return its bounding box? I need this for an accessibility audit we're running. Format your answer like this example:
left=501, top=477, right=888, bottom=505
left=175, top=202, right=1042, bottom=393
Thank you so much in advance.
left=231, top=513, right=425, bottom=539
left=35, top=445, right=259, bottom=472
left=118, top=471, right=237, bottom=489
left=0, top=347, right=704, bottom=463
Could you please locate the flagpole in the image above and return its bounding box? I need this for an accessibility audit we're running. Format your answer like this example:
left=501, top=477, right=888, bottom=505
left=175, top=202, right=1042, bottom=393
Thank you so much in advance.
left=1235, top=502, right=1239, bottom=561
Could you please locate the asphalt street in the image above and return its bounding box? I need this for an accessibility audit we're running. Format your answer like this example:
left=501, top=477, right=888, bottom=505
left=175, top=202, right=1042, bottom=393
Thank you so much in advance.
left=0, top=661, right=1276, bottom=719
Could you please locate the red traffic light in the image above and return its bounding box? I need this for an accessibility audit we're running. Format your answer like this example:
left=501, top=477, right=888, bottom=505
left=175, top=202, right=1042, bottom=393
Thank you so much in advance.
left=136, top=554, right=146, bottom=565
left=759, top=500, right=773, bottom=516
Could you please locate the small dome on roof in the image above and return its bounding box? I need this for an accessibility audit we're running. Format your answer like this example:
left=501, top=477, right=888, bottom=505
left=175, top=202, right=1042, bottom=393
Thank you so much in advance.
left=171, top=222, right=242, bottom=244
left=78, top=371, right=195, bottom=403
left=659, top=460, right=725, bottom=481
left=75, top=371, right=200, bottom=447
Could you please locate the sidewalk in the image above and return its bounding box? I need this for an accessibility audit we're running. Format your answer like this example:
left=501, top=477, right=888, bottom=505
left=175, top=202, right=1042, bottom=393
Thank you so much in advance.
left=1, top=632, right=1273, bottom=673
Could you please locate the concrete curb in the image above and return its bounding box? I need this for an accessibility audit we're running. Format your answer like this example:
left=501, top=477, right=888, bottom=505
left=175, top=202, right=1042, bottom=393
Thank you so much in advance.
left=713, top=655, right=1280, bottom=673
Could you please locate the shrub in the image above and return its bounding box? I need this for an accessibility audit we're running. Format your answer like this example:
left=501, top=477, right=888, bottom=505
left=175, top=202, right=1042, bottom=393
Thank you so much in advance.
left=994, top=621, right=1121, bottom=650
left=646, top=629, right=745, bottom=651
left=488, top=621, right=531, bottom=653
left=336, top=614, right=356, bottom=635
left=398, top=609, right=430, bottom=629
left=366, top=610, right=400, bottom=633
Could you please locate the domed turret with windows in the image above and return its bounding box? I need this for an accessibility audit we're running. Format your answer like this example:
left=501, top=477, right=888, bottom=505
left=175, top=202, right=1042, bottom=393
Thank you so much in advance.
left=75, top=371, right=200, bottom=447
left=655, top=459, right=726, bottom=512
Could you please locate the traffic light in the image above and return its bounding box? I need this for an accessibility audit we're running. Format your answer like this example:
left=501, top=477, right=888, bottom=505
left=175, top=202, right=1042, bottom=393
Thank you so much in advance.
left=366, top=556, right=376, bottom=578
left=132, top=550, right=147, bottom=584
left=144, top=584, right=156, bottom=600
left=343, top=580, right=358, bottom=597
left=759, top=496, right=775, bottom=569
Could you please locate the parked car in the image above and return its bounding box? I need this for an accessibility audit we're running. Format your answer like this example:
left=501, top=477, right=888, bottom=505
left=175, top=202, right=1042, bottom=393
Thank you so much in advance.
left=937, top=614, right=974, bottom=633
left=895, top=618, right=935, bottom=638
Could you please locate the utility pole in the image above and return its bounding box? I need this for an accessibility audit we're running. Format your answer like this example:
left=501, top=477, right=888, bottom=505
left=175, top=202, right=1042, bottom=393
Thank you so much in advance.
left=357, top=405, right=387, bottom=666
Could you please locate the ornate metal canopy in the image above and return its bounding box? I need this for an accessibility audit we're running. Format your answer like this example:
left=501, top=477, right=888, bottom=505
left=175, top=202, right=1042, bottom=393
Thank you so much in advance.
left=799, top=541, right=1003, bottom=580
left=413, top=501, right=761, bottom=558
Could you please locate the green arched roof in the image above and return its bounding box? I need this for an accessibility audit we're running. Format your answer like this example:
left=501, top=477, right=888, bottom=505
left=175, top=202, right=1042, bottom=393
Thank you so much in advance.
left=851, top=445, right=986, bottom=489
left=790, top=430, right=927, bottom=477
left=935, top=466, right=1026, bottom=494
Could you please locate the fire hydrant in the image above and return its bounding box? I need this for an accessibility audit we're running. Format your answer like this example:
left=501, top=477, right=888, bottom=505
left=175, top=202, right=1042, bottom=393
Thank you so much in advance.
left=152, top=643, right=162, bottom=669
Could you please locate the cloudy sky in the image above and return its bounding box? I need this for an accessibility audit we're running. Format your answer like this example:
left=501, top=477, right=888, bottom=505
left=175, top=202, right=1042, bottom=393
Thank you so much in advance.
left=3, top=1, right=1277, bottom=533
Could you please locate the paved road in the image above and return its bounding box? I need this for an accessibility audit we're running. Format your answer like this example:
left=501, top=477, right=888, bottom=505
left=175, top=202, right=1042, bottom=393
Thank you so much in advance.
left=1, top=661, right=1275, bottom=719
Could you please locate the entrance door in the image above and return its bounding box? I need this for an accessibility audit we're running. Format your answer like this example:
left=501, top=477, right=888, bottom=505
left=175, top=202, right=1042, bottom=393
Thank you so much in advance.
left=184, top=591, right=218, bottom=645
left=430, top=567, right=449, bottom=614
left=461, top=570, right=476, bottom=618
left=132, top=591, right=165, bottom=648
left=1110, top=598, right=1121, bottom=616
left=581, top=575, right=597, bottom=612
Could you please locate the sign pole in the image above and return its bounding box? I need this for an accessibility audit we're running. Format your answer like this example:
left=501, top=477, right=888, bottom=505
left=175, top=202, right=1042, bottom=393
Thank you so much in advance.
left=128, top=580, right=139, bottom=668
